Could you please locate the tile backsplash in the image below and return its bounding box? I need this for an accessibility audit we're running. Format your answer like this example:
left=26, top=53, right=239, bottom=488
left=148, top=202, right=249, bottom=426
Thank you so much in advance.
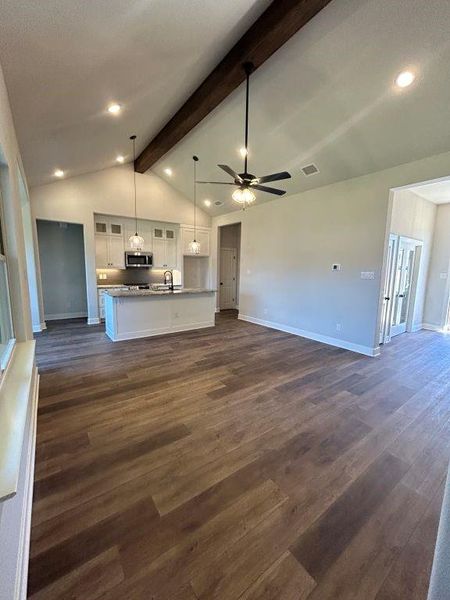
left=96, top=268, right=168, bottom=286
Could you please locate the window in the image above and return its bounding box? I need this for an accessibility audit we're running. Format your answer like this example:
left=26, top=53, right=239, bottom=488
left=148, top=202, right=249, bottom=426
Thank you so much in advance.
left=0, top=213, right=14, bottom=373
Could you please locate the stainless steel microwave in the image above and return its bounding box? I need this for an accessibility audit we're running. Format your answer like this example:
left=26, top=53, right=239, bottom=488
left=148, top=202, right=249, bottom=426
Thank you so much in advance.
left=125, top=251, right=153, bottom=268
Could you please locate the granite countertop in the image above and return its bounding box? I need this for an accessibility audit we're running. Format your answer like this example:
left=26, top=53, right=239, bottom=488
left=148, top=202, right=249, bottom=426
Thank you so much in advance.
left=105, top=288, right=216, bottom=297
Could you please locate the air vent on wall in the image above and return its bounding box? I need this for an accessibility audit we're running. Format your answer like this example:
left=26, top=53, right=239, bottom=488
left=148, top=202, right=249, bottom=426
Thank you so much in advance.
left=301, top=163, right=319, bottom=176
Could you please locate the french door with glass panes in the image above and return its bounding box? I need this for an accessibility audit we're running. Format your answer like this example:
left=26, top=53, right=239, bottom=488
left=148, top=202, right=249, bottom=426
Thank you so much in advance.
left=390, top=237, right=419, bottom=337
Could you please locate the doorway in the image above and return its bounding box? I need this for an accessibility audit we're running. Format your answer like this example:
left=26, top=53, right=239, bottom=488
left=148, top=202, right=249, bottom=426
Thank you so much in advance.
left=380, top=235, right=422, bottom=343
left=218, top=223, right=241, bottom=311
left=36, top=220, right=87, bottom=321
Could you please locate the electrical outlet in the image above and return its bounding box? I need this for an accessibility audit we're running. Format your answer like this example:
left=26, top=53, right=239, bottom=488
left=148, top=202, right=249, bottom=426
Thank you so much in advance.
left=263, top=308, right=268, bottom=315
left=336, top=323, right=342, bottom=332
left=361, top=271, right=375, bottom=280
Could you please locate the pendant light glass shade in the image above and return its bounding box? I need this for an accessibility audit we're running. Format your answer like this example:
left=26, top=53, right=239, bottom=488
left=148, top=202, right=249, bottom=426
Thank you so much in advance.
left=188, top=239, right=200, bottom=254
left=129, top=233, right=145, bottom=250
left=232, top=187, right=256, bottom=206
left=128, top=135, right=144, bottom=250
left=190, top=155, right=201, bottom=254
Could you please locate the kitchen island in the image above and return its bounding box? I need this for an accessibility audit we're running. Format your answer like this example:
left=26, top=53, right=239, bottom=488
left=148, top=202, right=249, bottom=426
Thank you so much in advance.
left=103, top=288, right=216, bottom=341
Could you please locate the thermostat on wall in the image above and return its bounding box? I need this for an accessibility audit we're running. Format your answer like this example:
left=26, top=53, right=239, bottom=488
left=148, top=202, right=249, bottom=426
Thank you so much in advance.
left=332, top=264, right=341, bottom=271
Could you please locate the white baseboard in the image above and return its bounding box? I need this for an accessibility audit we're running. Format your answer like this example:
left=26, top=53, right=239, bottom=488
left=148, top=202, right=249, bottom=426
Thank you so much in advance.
left=87, top=317, right=101, bottom=325
left=423, top=323, right=444, bottom=332
left=45, top=311, right=88, bottom=321
left=409, top=323, right=423, bottom=333
left=238, top=314, right=380, bottom=357
left=32, top=321, right=47, bottom=333
left=106, top=320, right=215, bottom=342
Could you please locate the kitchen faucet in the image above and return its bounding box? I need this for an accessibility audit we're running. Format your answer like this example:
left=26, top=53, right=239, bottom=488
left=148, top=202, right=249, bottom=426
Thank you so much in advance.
left=164, top=270, right=174, bottom=291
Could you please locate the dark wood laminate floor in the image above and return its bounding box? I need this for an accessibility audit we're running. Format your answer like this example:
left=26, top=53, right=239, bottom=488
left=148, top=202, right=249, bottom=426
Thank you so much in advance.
left=28, top=311, right=450, bottom=599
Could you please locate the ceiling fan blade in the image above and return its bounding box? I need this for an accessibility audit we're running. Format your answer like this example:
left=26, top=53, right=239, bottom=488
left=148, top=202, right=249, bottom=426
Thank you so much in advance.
left=252, top=184, right=286, bottom=196
left=196, top=181, right=236, bottom=185
left=253, top=171, right=291, bottom=184
left=218, top=164, right=243, bottom=182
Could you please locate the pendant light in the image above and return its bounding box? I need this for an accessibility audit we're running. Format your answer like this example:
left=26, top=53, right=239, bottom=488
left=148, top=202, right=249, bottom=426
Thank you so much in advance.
left=189, top=155, right=200, bottom=254
left=128, top=135, right=145, bottom=250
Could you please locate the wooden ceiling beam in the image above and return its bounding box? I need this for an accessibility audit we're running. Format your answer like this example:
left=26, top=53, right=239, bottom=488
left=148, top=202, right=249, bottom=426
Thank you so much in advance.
left=135, top=0, right=333, bottom=173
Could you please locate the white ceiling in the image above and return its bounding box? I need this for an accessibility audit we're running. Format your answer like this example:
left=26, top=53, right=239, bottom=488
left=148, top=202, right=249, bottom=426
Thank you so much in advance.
left=410, top=179, right=450, bottom=205
left=0, top=0, right=271, bottom=186
left=2, top=0, right=450, bottom=217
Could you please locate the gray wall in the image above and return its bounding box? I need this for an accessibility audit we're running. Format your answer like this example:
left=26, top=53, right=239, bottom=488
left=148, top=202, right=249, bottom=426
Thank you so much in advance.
left=424, top=203, right=450, bottom=328
left=37, top=220, right=87, bottom=319
left=210, top=150, right=450, bottom=356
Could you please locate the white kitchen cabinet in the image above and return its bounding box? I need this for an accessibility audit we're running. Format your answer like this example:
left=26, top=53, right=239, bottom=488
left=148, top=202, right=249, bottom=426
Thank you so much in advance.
left=152, top=225, right=178, bottom=269
left=95, top=234, right=125, bottom=269
left=165, top=238, right=177, bottom=268
left=152, top=238, right=166, bottom=268
left=182, top=227, right=210, bottom=256
left=138, top=220, right=153, bottom=252
left=153, top=238, right=178, bottom=269
left=95, top=235, right=109, bottom=267
left=95, top=216, right=124, bottom=236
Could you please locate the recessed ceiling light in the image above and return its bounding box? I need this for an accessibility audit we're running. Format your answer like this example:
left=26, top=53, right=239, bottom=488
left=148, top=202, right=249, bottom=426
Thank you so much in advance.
left=239, top=147, right=248, bottom=158
left=164, top=168, right=173, bottom=176
left=204, top=199, right=211, bottom=207
left=116, top=155, right=125, bottom=163
left=54, top=169, right=64, bottom=178
left=107, top=103, right=122, bottom=115
left=395, top=71, right=415, bottom=88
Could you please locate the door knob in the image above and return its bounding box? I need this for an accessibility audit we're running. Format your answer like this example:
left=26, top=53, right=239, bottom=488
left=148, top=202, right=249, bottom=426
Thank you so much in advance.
left=384, top=297, right=390, bottom=300
left=220, top=282, right=223, bottom=285
left=398, top=294, right=405, bottom=298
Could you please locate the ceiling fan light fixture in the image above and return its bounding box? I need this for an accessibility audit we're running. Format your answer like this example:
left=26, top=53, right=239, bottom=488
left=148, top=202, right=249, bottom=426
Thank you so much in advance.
left=232, top=187, right=255, bottom=205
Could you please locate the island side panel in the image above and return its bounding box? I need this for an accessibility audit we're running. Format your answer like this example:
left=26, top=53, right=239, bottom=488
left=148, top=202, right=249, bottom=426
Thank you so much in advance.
left=107, top=292, right=216, bottom=341
left=104, top=294, right=118, bottom=341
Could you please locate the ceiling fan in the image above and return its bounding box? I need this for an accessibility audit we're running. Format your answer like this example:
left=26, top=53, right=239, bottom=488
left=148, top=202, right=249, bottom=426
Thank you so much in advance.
left=197, top=62, right=291, bottom=208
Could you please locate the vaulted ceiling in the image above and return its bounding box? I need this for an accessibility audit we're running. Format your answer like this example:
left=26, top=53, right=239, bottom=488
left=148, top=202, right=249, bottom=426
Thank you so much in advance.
left=0, top=0, right=271, bottom=186
left=1, top=0, right=450, bottom=216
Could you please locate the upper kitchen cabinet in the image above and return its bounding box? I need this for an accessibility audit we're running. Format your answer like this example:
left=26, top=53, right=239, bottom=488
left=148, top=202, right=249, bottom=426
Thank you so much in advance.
left=152, top=224, right=178, bottom=269
left=181, top=226, right=210, bottom=256
left=95, top=215, right=124, bottom=236
left=95, top=234, right=125, bottom=269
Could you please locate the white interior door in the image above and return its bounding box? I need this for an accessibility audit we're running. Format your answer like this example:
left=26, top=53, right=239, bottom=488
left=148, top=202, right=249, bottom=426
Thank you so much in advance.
left=390, top=238, right=417, bottom=337
left=219, top=248, right=237, bottom=309
left=380, top=235, right=397, bottom=344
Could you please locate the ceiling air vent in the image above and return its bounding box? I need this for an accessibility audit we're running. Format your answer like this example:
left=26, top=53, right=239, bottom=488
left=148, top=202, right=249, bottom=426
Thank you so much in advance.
left=214, top=200, right=224, bottom=207
left=301, top=163, right=319, bottom=176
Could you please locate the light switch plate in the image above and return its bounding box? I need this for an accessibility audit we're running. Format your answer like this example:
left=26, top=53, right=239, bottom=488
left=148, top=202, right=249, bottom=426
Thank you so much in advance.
left=332, top=264, right=341, bottom=271
left=361, top=271, right=375, bottom=280
left=440, top=272, right=448, bottom=280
